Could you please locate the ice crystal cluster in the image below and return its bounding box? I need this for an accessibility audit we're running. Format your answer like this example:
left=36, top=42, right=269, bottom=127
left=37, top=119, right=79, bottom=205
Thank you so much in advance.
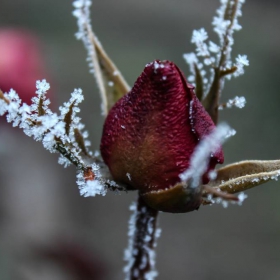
left=207, top=192, right=248, bottom=208
left=0, top=80, right=107, bottom=197
left=183, top=0, right=249, bottom=105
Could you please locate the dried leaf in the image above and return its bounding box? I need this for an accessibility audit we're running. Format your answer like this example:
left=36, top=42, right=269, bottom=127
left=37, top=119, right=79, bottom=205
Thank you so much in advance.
left=207, top=160, right=280, bottom=194
left=86, top=27, right=130, bottom=113
left=74, top=128, right=88, bottom=156
left=220, top=66, right=237, bottom=77
left=64, top=103, right=74, bottom=136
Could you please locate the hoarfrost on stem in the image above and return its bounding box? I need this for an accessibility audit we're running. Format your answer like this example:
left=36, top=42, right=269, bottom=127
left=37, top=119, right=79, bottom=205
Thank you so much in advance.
left=219, top=96, right=246, bottom=110
left=72, top=0, right=109, bottom=115
left=0, top=80, right=109, bottom=197
left=206, top=192, right=248, bottom=208
left=183, top=0, right=248, bottom=96
left=77, top=163, right=107, bottom=197
left=124, top=200, right=160, bottom=280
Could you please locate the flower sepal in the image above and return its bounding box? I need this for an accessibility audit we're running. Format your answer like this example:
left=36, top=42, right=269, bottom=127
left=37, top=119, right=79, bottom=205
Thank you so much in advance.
left=140, top=183, right=202, bottom=213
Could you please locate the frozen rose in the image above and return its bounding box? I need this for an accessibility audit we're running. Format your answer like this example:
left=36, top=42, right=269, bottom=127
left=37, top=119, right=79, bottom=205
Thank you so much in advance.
left=101, top=60, right=224, bottom=212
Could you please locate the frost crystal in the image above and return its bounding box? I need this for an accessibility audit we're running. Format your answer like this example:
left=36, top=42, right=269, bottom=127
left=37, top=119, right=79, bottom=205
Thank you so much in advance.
left=180, top=123, right=232, bottom=188
left=219, top=96, right=246, bottom=110
left=78, top=174, right=106, bottom=196
left=183, top=0, right=248, bottom=96
left=77, top=163, right=107, bottom=197
left=207, top=192, right=248, bottom=208
left=36, top=79, right=50, bottom=94
left=234, top=54, right=249, bottom=77
left=191, top=28, right=208, bottom=44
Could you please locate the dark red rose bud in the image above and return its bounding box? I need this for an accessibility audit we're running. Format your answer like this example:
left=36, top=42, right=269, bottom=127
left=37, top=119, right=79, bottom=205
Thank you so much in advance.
left=100, top=60, right=224, bottom=212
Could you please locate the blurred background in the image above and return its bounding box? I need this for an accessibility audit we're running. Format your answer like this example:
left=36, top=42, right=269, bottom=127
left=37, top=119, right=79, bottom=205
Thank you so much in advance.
left=0, top=0, right=280, bottom=279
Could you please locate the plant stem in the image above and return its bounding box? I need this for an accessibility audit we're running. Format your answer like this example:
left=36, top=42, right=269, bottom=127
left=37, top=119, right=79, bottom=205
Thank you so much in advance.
left=124, top=195, right=160, bottom=280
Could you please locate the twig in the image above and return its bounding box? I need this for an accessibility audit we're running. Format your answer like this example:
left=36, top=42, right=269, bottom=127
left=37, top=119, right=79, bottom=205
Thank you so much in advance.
left=202, top=0, right=240, bottom=123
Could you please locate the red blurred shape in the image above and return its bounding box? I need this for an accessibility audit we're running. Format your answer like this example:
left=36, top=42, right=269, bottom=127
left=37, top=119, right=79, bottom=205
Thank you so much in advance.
left=0, top=28, right=50, bottom=104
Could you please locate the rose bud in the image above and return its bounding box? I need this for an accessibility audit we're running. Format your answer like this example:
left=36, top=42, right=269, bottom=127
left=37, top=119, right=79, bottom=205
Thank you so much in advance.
left=100, top=60, right=224, bottom=213
left=0, top=28, right=50, bottom=104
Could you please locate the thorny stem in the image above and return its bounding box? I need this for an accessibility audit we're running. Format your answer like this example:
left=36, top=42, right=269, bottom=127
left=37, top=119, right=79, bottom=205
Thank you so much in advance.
left=126, top=196, right=159, bottom=280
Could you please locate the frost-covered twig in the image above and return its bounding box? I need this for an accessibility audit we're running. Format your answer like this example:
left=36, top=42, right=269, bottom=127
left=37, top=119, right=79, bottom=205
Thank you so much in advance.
left=0, top=80, right=123, bottom=196
left=72, top=0, right=130, bottom=115
left=184, top=0, right=248, bottom=123
left=218, top=96, right=246, bottom=110
left=124, top=197, right=161, bottom=280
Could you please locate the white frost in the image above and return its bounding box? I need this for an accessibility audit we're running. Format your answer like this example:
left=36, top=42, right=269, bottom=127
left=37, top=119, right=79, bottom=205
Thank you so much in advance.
left=180, top=123, right=232, bottom=188
left=219, top=96, right=246, bottom=110
left=183, top=0, right=247, bottom=94
left=124, top=202, right=160, bottom=280
left=77, top=163, right=107, bottom=197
